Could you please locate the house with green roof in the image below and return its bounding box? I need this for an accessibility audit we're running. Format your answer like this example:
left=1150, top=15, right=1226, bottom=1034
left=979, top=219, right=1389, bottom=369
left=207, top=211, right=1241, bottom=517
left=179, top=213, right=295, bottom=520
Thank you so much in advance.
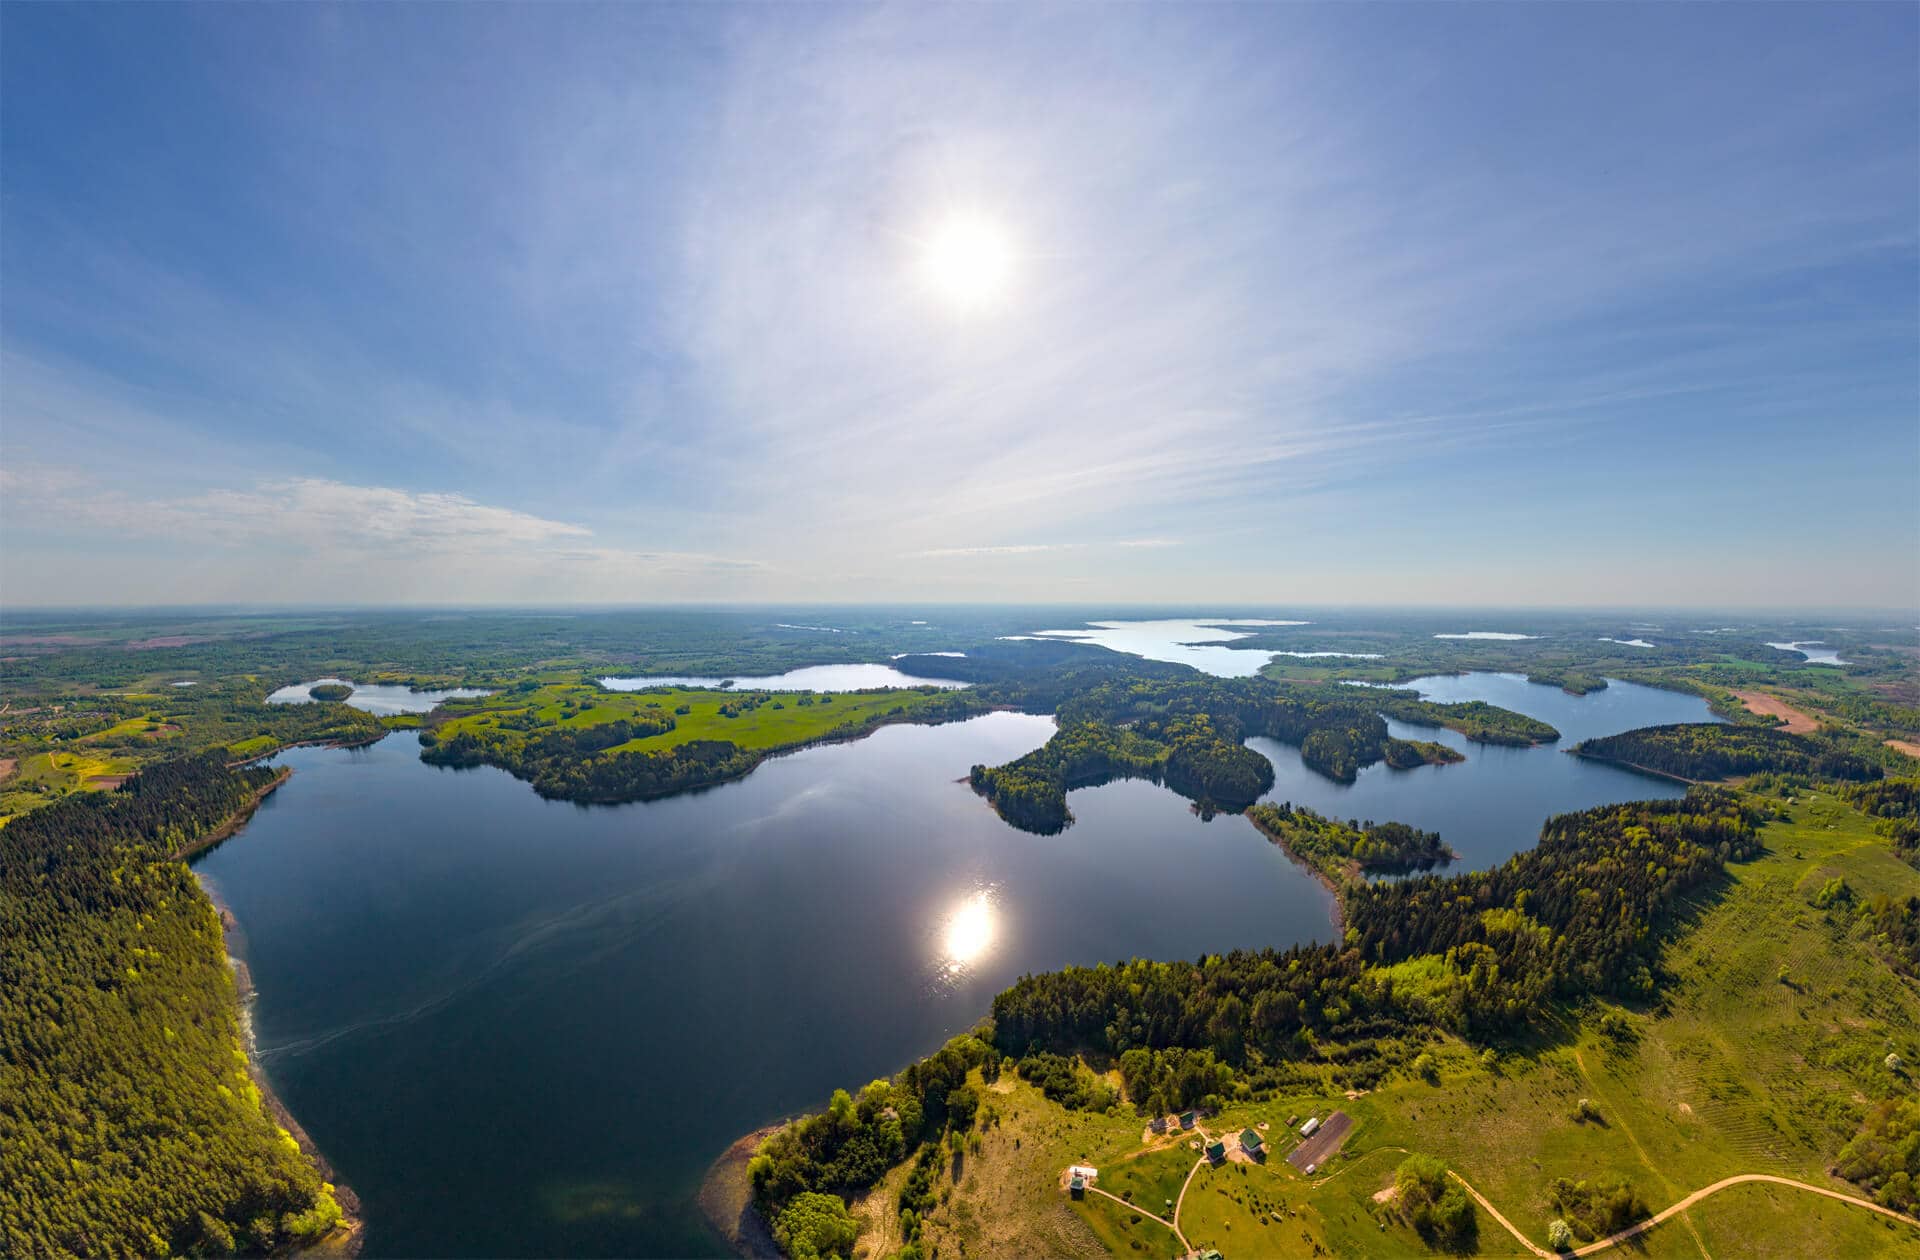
left=1205, top=1139, right=1226, bottom=1164
left=1240, top=1127, right=1264, bottom=1156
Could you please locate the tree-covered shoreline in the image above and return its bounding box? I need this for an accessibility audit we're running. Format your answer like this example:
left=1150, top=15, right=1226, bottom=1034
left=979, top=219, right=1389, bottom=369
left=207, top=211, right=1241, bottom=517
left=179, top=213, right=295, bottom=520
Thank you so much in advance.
left=0, top=752, right=350, bottom=1258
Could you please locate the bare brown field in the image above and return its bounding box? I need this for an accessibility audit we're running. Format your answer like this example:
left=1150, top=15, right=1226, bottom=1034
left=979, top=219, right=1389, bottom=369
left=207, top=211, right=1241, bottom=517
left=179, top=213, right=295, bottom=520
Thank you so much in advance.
left=1731, top=690, right=1818, bottom=734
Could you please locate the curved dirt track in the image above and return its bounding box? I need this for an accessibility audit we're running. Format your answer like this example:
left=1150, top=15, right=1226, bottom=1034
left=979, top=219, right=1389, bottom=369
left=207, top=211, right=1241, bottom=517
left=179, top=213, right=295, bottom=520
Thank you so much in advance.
left=1569, top=1173, right=1920, bottom=1257
left=1451, top=1167, right=1920, bottom=1258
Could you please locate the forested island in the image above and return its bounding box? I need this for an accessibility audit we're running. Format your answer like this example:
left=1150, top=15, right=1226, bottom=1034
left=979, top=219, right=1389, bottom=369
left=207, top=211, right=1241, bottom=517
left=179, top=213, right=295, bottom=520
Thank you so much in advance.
left=307, top=683, right=354, bottom=702
left=968, top=676, right=1525, bottom=831
left=0, top=753, right=350, bottom=1257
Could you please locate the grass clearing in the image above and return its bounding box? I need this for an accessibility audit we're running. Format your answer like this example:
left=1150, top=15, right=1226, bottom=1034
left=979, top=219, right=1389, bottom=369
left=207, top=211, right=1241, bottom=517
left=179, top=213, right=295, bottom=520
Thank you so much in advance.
left=434, top=682, right=967, bottom=755
left=854, top=789, right=1920, bottom=1257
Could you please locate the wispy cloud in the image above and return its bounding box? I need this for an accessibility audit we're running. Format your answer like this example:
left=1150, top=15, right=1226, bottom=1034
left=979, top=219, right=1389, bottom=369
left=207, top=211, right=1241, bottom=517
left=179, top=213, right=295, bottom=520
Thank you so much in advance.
left=0, top=463, right=766, bottom=602
left=912, top=543, right=1075, bottom=559
left=0, top=5, right=1913, bottom=607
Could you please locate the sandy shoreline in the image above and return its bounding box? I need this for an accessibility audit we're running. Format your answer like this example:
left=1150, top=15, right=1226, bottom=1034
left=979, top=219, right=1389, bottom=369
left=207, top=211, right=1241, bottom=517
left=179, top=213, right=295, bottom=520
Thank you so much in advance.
left=696, top=1124, right=785, bottom=1258
left=1242, top=812, right=1348, bottom=938
left=189, top=770, right=366, bottom=1256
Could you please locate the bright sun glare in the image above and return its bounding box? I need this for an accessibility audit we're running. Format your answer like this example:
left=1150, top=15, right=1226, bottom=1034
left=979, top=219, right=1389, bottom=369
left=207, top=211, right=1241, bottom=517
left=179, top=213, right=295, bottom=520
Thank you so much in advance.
left=941, top=889, right=997, bottom=971
left=918, top=213, right=1014, bottom=312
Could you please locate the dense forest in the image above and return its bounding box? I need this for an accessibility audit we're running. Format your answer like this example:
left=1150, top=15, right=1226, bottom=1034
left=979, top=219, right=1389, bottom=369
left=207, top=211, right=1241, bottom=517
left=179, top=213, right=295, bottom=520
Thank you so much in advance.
left=1246, top=801, right=1455, bottom=881
left=749, top=1033, right=999, bottom=1260
left=968, top=713, right=1272, bottom=832
left=0, top=753, right=343, bottom=1258
left=1572, top=723, right=1884, bottom=782
left=992, top=789, right=1762, bottom=1066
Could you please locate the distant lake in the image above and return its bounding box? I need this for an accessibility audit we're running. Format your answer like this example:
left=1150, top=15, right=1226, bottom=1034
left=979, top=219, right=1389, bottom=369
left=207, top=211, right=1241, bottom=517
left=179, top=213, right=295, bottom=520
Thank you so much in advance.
left=195, top=671, right=1705, bottom=1255
left=1016, top=617, right=1310, bottom=676
left=267, top=678, right=492, bottom=715
left=1767, top=641, right=1847, bottom=666
left=600, top=663, right=969, bottom=692
left=1276, top=672, right=1720, bottom=868
left=194, top=716, right=1332, bottom=1257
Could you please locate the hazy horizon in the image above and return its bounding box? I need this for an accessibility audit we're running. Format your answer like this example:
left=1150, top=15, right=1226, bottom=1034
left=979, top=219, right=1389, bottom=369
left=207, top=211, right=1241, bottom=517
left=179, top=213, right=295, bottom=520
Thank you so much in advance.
left=3, top=4, right=1916, bottom=609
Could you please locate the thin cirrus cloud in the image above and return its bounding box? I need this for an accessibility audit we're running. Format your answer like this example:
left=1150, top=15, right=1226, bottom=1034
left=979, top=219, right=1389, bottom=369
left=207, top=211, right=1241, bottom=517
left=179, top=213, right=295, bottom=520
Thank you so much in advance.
left=0, top=464, right=762, bottom=602
left=0, top=4, right=1913, bottom=607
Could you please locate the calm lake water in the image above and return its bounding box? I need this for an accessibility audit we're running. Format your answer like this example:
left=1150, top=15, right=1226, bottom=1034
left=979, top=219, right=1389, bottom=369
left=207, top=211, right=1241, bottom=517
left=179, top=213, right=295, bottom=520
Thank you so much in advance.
left=267, top=678, right=493, bottom=715
left=1020, top=617, right=1310, bottom=676
left=195, top=671, right=1706, bottom=1256
left=1279, top=672, right=1721, bottom=868
left=600, top=663, right=968, bottom=692
left=1766, top=641, right=1847, bottom=666
left=195, top=714, right=1333, bottom=1257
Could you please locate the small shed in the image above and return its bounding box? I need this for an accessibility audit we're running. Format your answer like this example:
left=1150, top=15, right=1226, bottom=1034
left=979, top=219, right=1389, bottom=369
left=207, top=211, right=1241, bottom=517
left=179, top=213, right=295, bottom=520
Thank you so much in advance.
left=1068, top=1175, right=1085, bottom=1199
left=1205, top=1139, right=1227, bottom=1164
left=1300, top=1116, right=1321, bottom=1138
left=1068, top=1164, right=1098, bottom=1182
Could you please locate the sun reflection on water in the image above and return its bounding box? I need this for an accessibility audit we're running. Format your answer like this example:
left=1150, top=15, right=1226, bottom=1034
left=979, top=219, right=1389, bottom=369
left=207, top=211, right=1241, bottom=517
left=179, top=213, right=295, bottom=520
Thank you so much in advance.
left=939, top=887, right=998, bottom=976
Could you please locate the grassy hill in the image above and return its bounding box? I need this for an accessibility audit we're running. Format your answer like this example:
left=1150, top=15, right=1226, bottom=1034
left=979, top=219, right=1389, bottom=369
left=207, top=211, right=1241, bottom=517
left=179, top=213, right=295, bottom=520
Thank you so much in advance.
left=837, top=785, right=1920, bottom=1258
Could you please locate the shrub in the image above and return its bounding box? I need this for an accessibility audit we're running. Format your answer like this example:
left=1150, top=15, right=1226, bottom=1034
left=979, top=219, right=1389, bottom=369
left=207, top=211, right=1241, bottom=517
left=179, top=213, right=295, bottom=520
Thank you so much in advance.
left=772, top=1192, right=857, bottom=1260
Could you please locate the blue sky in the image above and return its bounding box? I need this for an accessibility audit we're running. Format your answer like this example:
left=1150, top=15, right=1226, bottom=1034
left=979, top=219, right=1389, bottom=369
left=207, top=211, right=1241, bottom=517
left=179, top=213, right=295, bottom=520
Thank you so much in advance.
left=2, top=3, right=1914, bottom=608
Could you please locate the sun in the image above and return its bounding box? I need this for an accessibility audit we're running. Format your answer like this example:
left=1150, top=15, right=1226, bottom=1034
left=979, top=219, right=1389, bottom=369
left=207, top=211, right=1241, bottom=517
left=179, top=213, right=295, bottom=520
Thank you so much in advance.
left=917, top=212, right=1015, bottom=313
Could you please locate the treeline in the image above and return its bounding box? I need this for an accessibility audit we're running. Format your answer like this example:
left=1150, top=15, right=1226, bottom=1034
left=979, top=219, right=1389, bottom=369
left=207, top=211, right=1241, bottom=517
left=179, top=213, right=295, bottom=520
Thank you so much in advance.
left=423, top=690, right=984, bottom=804
left=968, top=721, right=1170, bottom=832
left=1346, top=790, right=1762, bottom=1021
left=1371, top=694, right=1559, bottom=746
left=968, top=713, right=1272, bottom=833
left=1116, top=1046, right=1234, bottom=1117
left=749, top=1032, right=997, bottom=1260
left=1573, top=723, right=1884, bottom=782
left=1845, top=778, right=1920, bottom=864
left=424, top=730, right=759, bottom=802
left=991, top=790, right=1762, bottom=1073
left=1526, top=671, right=1608, bottom=696
left=0, top=752, right=343, bottom=1258
left=1837, top=1095, right=1920, bottom=1214
left=969, top=676, right=1543, bottom=829
left=1247, top=801, right=1454, bottom=882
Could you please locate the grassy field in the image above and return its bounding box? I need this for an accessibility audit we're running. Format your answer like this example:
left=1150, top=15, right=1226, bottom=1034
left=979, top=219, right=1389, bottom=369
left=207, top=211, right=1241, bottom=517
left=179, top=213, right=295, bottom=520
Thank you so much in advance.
left=841, top=787, right=1920, bottom=1258
left=432, top=682, right=966, bottom=754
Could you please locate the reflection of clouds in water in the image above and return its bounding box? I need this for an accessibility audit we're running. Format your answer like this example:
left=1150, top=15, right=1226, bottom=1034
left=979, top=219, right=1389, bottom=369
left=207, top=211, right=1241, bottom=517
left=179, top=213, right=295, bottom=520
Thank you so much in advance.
left=728, top=781, right=837, bottom=833
left=257, top=872, right=720, bottom=1061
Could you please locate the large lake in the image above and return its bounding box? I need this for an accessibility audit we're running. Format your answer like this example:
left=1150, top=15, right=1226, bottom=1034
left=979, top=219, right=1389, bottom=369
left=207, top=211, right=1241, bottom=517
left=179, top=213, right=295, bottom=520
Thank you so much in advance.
left=1274, top=672, right=1720, bottom=868
left=195, top=715, right=1333, bottom=1257
left=194, top=672, right=1711, bottom=1256
left=267, top=678, right=492, bottom=715
left=601, top=663, right=969, bottom=692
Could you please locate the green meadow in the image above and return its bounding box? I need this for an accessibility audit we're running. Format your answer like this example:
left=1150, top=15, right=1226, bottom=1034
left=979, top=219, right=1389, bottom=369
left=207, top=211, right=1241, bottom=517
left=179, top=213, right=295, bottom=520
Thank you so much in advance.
left=843, top=786, right=1920, bottom=1258
left=432, top=681, right=968, bottom=755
